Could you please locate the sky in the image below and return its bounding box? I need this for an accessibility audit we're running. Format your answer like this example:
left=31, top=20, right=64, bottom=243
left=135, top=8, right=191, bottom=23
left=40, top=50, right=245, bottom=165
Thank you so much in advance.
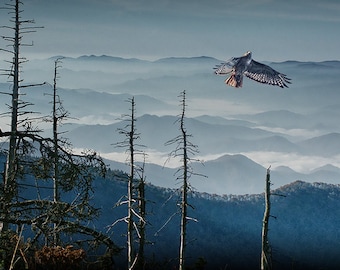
left=0, top=0, right=339, bottom=62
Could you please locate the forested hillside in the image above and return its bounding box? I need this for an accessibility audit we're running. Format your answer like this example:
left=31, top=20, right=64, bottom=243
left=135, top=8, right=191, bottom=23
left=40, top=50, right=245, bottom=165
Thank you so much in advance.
left=2, top=148, right=340, bottom=269
left=89, top=172, right=340, bottom=270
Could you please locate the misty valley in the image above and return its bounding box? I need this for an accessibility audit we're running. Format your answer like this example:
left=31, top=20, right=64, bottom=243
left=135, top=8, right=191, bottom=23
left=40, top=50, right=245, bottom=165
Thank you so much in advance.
left=1, top=52, right=340, bottom=269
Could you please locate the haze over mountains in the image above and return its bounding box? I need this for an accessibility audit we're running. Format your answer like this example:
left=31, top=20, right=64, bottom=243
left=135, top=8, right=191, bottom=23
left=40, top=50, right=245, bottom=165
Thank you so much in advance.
left=1, top=55, right=340, bottom=194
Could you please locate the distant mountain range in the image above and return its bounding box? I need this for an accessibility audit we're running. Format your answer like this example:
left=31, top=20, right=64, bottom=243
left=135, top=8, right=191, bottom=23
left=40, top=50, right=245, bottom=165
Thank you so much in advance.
left=1, top=55, right=340, bottom=195
left=102, top=152, right=340, bottom=195
left=59, top=112, right=340, bottom=195
left=64, top=113, right=340, bottom=157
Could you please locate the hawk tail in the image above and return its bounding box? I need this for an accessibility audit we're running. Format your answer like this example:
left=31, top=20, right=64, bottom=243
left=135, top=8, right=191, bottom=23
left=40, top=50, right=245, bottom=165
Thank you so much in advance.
left=225, top=74, right=243, bottom=88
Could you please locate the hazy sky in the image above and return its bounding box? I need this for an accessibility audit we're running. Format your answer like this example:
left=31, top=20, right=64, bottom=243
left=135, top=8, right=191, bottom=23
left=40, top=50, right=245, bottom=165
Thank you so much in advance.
left=1, top=0, right=339, bottom=61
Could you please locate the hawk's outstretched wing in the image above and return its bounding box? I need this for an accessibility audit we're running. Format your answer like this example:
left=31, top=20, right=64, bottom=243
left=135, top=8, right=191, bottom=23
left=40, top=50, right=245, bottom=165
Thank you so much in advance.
left=214, top=63, right=231, bottom=75
left=214, top=57, right=241, bottom=75
left=244, top=60, right=291, bottom=88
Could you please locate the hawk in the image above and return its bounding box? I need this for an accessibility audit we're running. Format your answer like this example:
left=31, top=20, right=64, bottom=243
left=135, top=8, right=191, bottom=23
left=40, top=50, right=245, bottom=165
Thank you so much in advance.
left=214, top=51, right=291, bottom=88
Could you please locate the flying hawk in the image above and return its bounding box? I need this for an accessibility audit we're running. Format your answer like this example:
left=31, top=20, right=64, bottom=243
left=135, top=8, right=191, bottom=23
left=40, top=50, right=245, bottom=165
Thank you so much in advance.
left=214, top=51, right=291, bottom=88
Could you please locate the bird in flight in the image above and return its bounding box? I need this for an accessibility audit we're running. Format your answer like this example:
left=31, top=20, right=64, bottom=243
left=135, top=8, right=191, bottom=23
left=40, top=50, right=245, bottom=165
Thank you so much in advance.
left=214, top=51, right=291, bottom=88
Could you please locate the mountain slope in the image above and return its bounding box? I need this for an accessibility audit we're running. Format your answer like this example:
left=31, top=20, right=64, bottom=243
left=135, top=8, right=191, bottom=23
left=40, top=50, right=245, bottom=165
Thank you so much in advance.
left=298, top=133, right=340, bottom=156
left=102, top=153, right=340, bottom=195
left=65, top=114, right=283, bottom=154
left=192, top=154, right=266, bottom=194
left=92, top=176, right=340, bottom=270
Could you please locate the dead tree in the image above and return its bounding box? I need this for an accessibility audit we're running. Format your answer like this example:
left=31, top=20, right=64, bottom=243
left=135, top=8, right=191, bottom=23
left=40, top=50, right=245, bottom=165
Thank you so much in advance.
left=51, top=57, right=63, bottom=246
left=261, top=167, right=272, bottom=270
left=178, top=93, right=189, bottom=270
left=165, top=90, right=204, bottom=270
left=30, top=58, right=113, bottom=249
left=0, top=0, right=41, bottom=232
left=112, top=97, right=146, bottom=270
left=0, top=1, right=43, bottom=268
left=126, top=97, right=137, bottom=270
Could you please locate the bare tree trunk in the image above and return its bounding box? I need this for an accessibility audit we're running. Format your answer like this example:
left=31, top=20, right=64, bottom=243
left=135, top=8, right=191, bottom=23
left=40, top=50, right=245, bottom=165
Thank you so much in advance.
left=127, top=174, right=134, bottom=270
left=1, top=0, right=42, bottom=234
left=127, top=97, right=136, bottom=270
left=261, top=167, right=272, bottom=270
left=114, top=97, right=145, bottom=270
left=165, top=91, right=201, bottom=270
left=0, top=2, right=20, bottom=269
left=3, top=0, right=20, bottom=231
left=52, top=59, right=60, bottom=247
left=137, top=157, right=146, bottom=269
left=179, top=102, right=188, bottom=270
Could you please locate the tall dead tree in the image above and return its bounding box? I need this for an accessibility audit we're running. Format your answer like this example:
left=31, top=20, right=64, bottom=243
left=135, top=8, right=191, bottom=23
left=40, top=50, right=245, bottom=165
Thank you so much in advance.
left=0, top=0, right=36, bottom=232
left=113, top=97, right=146, bottom=270
left=0, top=1, right=42, bottom=267
left=52, top=58, right=60, bottom=247
left=127, top=98, right=136, bottom=270
left=32, top=58, right=113, bottom=249
left=165, top=90, right=204, bottom=270
left=178, top=92, right=189, bottom=270
left=51, top=57, right=67, bottom=246
left=261, top=167, right=272, bottom=270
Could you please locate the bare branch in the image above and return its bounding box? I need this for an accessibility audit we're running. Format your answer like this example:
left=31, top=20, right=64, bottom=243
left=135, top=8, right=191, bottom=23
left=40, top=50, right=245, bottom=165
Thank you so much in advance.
left=106, top=217, right=128, bottom=232
left=154, top=211, right=179, bottom=237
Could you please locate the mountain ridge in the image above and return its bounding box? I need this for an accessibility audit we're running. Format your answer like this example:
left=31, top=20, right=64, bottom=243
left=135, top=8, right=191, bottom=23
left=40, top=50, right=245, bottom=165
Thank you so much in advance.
left=44, top=54, right=340, bottom=65
left=101, top=153, right=340, bottom=195
left=92, top=174, right=340, bottom=269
